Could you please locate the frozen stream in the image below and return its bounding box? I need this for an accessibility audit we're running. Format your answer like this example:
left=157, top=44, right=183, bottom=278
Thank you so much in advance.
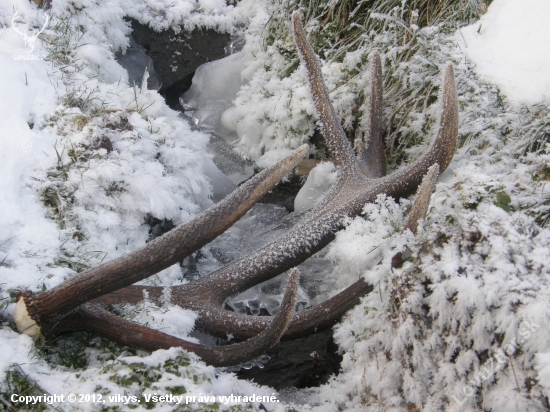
left=118, top=34, right=338, bottom=327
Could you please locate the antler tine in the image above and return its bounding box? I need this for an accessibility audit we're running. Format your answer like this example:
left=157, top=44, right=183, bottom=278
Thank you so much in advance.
left=292, top=11, right=359, bottom=175
left=356, top=52, right=386, bottom=178
left=43, top=270, right=299, bottom=367
left=369, top=63, right=458, bottom=199
left=195, top=278, right=374, bottom=340
left=391, top=163, right=439, bottom=268
left=403, top=163, right=439, bottom=235
left=14, top=145, right=308, bottom=338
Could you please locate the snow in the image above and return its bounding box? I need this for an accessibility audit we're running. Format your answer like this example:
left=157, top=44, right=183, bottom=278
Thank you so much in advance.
left=0, top=0, right=274, bottom=409
left=459, top=0, right=550, bottom=105
left=1, top=0, right=550, bottom=410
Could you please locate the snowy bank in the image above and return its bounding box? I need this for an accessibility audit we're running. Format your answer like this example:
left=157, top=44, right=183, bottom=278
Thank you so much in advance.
left=459, top=0, right=550, bottom=105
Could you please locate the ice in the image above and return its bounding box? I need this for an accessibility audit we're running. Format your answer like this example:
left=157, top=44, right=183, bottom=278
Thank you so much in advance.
left=224, top=35, right=245, bottom=56
left=207, top=135, right=254, bottom=184
left=190, top=100, right=233, bottom=134
left=191, top=202, right=337, bottom=316
left=226, top=355, right=271, bottom=372
left=116, top=42, right=162, bottom=91
left=180, top=49, right=254, bottom=184
left=180, top=52, right=249, bottom=114
left=200, top=157, right=237, bottom=203
left=294, top=162, right=338, bottom=213
left=225, top=280, right=312, bottom=316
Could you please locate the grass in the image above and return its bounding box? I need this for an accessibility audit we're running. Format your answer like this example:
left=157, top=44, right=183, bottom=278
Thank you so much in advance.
left=61, top=85, right=106, bottom=117
left=262, top=0, right=485, bottom=167
left=520, top=103, right=550, bottom=155
left=0, top=365, right=52, bottom=411
left=44, top=18, right=85, bottom=74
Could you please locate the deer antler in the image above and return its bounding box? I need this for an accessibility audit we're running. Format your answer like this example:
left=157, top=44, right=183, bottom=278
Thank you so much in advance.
left=13, top=11, right=458, bottom=366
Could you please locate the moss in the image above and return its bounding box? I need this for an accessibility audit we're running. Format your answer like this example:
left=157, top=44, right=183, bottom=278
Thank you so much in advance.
left=166, top=386, right=187, bottom=395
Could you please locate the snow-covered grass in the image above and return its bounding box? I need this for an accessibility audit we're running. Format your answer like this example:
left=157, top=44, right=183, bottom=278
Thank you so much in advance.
left=1, top=0, right=549, bottom=411
left=0, top=0, right=273, bottom=410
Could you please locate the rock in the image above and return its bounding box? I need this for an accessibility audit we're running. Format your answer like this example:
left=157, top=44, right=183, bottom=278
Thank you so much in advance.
left=257, top=172, right=304, bottom=212
left=144, top=213, right=175, bottom=242
left=128, top=19, right=230, bottom=109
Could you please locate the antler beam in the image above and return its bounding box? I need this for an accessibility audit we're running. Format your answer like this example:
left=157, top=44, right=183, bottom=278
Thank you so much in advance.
left=13, top=11, right=458, bottom=367
left=40, top=270, right=300, bottom=367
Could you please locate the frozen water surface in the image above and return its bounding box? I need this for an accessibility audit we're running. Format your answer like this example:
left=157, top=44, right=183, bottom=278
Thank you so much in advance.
left=180, top=51, right=249, bottom=140
left=116, top=41, right=162, bottom=90
left=190, top=203, right=336, bottom=317
left=178, top=37, right=336, bottom=322
left=180, top=49, right=255, bottom=185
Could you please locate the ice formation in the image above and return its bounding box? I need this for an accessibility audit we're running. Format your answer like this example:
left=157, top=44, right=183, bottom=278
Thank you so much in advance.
left=224, top=35, right=245, bottom=56
left=180, top=51, right=250, bottom=140
left=294, top=162, right=338, bottom=213
left=180, top=50, right=255, bottom=185
left=116, top=42, right=162, bottom=90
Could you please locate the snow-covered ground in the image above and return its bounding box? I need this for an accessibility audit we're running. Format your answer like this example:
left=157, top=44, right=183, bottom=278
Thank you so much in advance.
left=459, top=0, right=550, bottom=105
left=0, top=0, right=549, bottom=411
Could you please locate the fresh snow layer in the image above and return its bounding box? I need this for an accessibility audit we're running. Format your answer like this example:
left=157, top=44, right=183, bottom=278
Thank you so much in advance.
left=459, top=0, right=550, bottom=105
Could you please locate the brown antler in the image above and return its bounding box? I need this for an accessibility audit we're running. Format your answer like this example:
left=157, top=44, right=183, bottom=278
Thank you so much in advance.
left=15, top=144, right=308, bottom=326
left=13, top=11, right=458, bottom=366
left=40, top=270, right=300, bottom=367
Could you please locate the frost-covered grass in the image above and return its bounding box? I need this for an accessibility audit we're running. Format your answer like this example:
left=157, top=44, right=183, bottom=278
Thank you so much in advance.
left=1, top=0, right=550, bottom=411
left=228, top=0, right=486, bottom=168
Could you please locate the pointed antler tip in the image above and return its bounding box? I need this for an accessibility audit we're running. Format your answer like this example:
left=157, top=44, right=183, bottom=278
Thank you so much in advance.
left=285, top=268, right=300, bottom=300
left=289, top=267, right=300, bottom=283
left=444, top=64, right=457, bottom=90
left=428, top=163, right=440, bottom=175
